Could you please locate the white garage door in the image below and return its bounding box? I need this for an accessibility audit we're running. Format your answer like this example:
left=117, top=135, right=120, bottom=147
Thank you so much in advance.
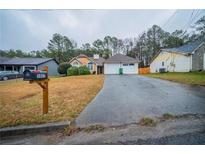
left=122, top=63, right=138, bottom=74
left=104, top=63, right=138, bottom=74
left=104, top=64, right=120, bottom=74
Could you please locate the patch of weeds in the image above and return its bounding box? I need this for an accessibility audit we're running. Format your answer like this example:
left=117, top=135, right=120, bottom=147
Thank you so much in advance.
left=63, top=125, right=81, bottom=136
left=139, top=117, right=157, bottom=127
left=160, top=113, right=177, bottom=121
left=63, top=124, right=106, bottom=136
left=83, top=124, right=106, bottom=133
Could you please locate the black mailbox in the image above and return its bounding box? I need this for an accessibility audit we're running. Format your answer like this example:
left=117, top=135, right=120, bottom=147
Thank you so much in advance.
left=23, top=70, right=48, bottom=81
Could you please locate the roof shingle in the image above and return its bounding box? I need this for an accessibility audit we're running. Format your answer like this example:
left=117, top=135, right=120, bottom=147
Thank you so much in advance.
left=89, top=57, right=105, bottom=66
left=104, top=54, right=139, bottom=63
left=164, top=38, right=205, bottom=53
left=0, top=57, right=55, bottom=65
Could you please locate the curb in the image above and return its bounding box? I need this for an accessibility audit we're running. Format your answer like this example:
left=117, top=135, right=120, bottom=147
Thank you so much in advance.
left=0, top=121, right=70, bottom=138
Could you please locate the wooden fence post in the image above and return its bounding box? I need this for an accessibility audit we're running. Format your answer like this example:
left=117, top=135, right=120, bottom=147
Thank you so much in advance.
left=42, top=66, right=48, bottom=114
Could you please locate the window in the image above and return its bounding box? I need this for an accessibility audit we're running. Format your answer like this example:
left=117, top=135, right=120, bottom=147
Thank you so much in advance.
left=129, top=63, right=134, bottom=66
left=162, top=62, right=164, bottom=66
left=24, top=66, right=36, bottom=71
left=88, top=62, right=93, bottom=70
left=123, top=64, right=128, bottom=66
left=73, top=61, right=79, bottom=67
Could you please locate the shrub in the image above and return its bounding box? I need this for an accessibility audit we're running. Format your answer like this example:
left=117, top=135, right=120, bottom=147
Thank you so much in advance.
left=67, top=66, right=79, bottom=76
left=57, top=62, right=71, bottom=75
left=78, top=66, right=91, bottom=75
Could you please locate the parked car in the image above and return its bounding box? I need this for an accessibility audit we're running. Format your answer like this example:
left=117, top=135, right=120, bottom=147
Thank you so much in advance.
left=0, top=71, right=23, bottom=81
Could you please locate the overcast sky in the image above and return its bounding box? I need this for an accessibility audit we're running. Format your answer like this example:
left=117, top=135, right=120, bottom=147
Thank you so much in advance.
left=0, top=9, right=204, bottom=51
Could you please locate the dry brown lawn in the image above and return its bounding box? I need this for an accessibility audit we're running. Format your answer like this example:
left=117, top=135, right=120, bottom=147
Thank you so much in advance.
left=0, top=75, right=104, bottom=128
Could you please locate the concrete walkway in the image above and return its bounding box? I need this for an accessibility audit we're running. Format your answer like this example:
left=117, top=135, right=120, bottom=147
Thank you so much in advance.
left=75, top=75, right=205, bottom=127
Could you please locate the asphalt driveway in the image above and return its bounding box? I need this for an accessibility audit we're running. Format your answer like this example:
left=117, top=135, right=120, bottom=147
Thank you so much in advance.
left=75, top=75, right=205, bottom=127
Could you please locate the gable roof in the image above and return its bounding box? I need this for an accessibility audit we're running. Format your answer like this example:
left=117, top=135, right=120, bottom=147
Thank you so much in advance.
left=68, top=54, right=90, bottom=64
left=150, top=38, right=205, bottom=65
left=68, top=54, right=105, bottom=66
left=0, top=57, right=10, bottom=63
left=164, top=38, right=205, bottom=53
left=104, top=54, right=139, bottom=63
left=77, top=54, right=88, bottom=58
left=68, top=57, right=83, bottom=64
left=89, top=57, right=105, bottom=66
left=0, top=57, right=57, bottom=65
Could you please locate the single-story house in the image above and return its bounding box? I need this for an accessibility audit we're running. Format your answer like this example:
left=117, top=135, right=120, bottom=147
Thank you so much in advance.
left=68, top=54, right=105, bottom=74
left=104, top=54, right=139, bottom=74
left=150, top=38, right=205, bottom=73
left=0, top=57, right=59, bottom=76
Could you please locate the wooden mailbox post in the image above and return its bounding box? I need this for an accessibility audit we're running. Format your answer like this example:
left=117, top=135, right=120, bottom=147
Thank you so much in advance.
left=24, top=66, right=49, bottom=114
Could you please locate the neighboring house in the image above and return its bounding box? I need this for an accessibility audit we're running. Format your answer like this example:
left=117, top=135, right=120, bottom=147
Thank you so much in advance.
left=0, top=57, right=59, bottom=76
left=104, top=54, right=139, bottom=74
left=150, top=38, right=205, bottom=73
left=68, top=54, right=105, bottom=74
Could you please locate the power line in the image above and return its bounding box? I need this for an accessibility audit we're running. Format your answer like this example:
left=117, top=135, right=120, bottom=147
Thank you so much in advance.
left=189, top=10, right=195, bottom=24
left=182, top=10, right=199, bottom=30
left=192, top=10, right=204, bottom=23
left=162, top=11, right=177, bottom=29
left=189, top=10, right=201, bottom=25
left=184, top=10, right=204, bottom=37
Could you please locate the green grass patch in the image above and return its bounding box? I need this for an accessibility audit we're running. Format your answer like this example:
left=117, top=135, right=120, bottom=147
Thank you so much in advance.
left=139, top=117, right=157, bottom=127
left=143, top=72, right=205, bottom=86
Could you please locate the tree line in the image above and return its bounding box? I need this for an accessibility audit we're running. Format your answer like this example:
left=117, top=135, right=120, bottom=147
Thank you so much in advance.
left=0, top=15, right=204, bottom=66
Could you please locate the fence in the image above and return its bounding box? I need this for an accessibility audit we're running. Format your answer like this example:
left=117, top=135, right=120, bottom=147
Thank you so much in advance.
left=139, top=67, right=150, bottom=74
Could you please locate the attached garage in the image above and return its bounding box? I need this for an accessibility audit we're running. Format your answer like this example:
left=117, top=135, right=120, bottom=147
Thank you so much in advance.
left=104, top=54, right=139, bottom=74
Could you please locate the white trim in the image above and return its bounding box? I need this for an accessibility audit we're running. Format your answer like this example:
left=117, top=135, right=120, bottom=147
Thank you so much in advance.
left=192, top=42, right=205, bottom=54
left=22, top=65, right=36, bottom=72
left=95, top=64, right=98, bottom=75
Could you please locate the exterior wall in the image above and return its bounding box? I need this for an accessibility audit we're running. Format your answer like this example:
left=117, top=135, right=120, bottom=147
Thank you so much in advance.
left=150, top=51, right=170, bottom=73
left=70, top=59, right=82, bottom=67
left=70, top=57, right=97, bottom=74
left=192, top=43, right=205, bottom=71
left=150, top=51, right=192, bottom=73
left=78, top=57, right=90, bottom=65
left=0, top=60, right=59, bottom=76
left=37, top=60, right=59, bottom=76
left=104, top=63, right=138, bottom=74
